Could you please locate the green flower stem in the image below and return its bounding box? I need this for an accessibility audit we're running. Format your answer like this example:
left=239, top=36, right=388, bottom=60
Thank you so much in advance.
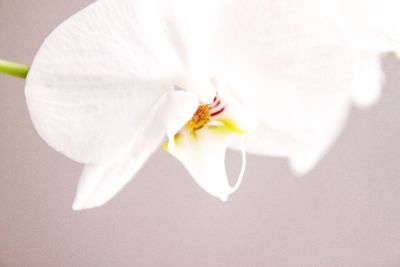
left=0, top=59, right=30, bottom=79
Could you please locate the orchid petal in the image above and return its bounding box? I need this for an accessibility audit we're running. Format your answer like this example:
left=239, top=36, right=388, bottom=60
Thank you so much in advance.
left=233, top=103, right=350, bottom=175
left=352, top=52, right=385, bottom=108
left=228, top=121, right=310, bottom=157
left=72, top=96, right=166, bottom=210
left=207, top=0, right=358, bottom=134
left=288, top=104, right=350, bottom=176
left=159, top=0, right=220, bottom=80
left=167, top=127, right=236, bottom=202
left=25, top=0, right=182, bottom=165
left=331, top=0, right=400, bottom=52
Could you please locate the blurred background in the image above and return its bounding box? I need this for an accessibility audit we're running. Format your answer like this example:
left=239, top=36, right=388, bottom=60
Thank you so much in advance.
left=1, top=1, right=400, bottom=266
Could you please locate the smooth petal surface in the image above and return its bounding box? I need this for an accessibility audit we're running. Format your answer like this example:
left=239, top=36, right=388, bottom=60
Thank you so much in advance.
left=233, top=103, right=350, bottom=175
left=228, top=121, right=311, bottom=157
left=207, top=0, right=358, bottom=134
left=288, top=103, right=350, bottom=175
left=330, top=0, right=400, bottom=51
left=25, top=0, right=182, bottom=165
left=352, top=52, right=385, bottom=108
left=168, top=127, right=242, bottom=202
left=72, top=96, right=166, bottom=210
left=159, top=0, right=222, bottom=100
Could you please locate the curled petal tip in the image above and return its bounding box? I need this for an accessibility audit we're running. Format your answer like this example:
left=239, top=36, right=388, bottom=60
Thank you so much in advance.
left=72, top=199, right=101, bottom=211
left=72, top=197, right=85, bottom=211
left=72, top=203, right=85, bottom=211
left=290, top=167, right=309, bottom=178
left=219, top=195, right=229, bottom=202
left=72, top=202, right=87, bottom=211
left=289, top=156, right=316, bottom=177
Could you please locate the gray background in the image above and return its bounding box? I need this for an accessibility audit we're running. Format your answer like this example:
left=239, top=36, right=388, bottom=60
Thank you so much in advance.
left=1, top=1, right=400, bottom=266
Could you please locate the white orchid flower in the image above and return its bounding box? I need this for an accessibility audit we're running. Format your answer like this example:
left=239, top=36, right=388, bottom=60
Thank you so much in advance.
left=25, top=0, right=359, bottom=210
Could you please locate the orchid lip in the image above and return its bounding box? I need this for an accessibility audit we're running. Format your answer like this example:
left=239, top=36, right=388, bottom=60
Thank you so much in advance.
left=163, top=89, right=250, bottom=202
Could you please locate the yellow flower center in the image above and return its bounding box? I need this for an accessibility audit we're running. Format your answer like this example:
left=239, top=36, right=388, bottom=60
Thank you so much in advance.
left=186, top=105, right=211, bottom=131
left=162, top=95, right=252, bottom=153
